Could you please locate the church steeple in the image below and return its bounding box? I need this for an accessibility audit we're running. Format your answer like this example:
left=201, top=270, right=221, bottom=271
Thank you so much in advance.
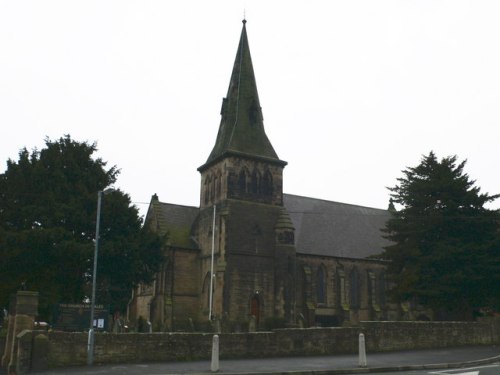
left=198, top=20, right=286, bottom=208
left=199, top=20, right=286, bottom=172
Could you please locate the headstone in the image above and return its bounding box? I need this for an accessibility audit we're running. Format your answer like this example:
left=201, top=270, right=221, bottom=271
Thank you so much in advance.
left=213, top=318, right=221, bottom=334
left=297, top=313, right=306, bottom=328
left=248, top=315, right=257, bottom=332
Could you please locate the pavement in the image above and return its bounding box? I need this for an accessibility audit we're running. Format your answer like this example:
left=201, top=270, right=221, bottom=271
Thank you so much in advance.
left=32, top=345, right=500, bottom=375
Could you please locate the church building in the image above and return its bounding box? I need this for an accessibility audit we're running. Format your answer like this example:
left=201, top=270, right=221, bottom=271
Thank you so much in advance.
left=128, top=21, right=413, bottom=331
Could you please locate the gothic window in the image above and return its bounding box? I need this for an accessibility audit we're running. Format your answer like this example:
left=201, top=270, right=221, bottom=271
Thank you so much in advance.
left=378, top=272, right=386, bottom=307
left=216, top=172, right=222, bottom=198
left=350, top=268, right=360, bottom=309
left=317, top=265, right=327, bottom=305
left=211, top=174, right=216, bottom=201
left=238, top=168, right=248, bottom=194
left=262, top=170, right=273, bottom=197
left=336, top=268, right=346, bottom=308
left=368, top=270, right=376, bottom=306
left=227, top=172, right=236, bottom=197
left=251, top=169, right=260, bottom=194
left=296, top=267, right=308, bottom=309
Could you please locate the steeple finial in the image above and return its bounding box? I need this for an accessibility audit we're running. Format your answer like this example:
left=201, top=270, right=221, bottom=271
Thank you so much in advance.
left=243, top=9, right=246, bottom=24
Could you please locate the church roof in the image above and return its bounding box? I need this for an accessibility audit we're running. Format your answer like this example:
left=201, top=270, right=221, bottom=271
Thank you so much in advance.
left=146, top=196, right=199, bottom=249
left=199, top=20, right=286, bottom=172
left=283, top=194, right=391, bottom=259
left=148, top=194, right=391, bottom=258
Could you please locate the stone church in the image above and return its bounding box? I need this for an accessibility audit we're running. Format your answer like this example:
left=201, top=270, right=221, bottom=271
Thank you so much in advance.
left=128, top=21, right=413, bottom=331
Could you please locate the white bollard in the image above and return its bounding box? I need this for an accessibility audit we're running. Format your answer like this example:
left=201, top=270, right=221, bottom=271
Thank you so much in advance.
left=211, top=334, right=219, bottom=372
left=358, top=333, right=367, bottom=368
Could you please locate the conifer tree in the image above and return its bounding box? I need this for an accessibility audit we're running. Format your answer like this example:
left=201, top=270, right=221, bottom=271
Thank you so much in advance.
left=380, top=152, right=500, bottom=319
left=0, top=135, right=164, bottom=319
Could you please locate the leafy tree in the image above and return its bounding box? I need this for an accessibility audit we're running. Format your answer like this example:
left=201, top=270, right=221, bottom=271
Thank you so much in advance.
left=0, top=135, right=164, bottom=319
left=379, top=152, right=500, bottom=320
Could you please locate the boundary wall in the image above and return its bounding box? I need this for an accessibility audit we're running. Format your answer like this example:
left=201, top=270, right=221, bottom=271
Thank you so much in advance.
left=14, top=319, right=500, bottom=372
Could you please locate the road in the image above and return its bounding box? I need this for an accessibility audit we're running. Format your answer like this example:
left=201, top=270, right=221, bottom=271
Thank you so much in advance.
left=31, top=346, right=499, bottom=375
left=373, top=362, right=500, bottom=375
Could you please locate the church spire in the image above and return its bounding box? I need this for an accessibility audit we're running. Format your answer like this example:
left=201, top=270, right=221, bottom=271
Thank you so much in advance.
left=199, top=20, right=286, bottom=172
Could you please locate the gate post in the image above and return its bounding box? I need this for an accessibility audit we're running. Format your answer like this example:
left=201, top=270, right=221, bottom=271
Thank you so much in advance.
left=4, top=291, right=39, bottom=374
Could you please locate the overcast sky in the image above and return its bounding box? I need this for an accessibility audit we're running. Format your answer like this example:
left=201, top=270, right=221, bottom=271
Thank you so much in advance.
left=1, top=1, right=499, bottom=218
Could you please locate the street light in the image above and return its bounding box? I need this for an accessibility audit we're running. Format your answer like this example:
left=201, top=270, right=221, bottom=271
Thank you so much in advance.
left=87, top=188, right=114, bottom=366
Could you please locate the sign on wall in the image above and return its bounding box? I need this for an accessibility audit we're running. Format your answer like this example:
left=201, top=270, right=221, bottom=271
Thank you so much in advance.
left=52, top=303, right=109, bottom=332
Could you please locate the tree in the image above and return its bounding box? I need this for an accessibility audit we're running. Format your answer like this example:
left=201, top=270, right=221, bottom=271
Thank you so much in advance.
left=379, top=152, right=500, bottom=320
left=0, top=135, right=164, bottom=319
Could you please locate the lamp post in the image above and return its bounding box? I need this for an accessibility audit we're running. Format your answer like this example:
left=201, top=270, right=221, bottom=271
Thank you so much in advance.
left=87, top=188, right=114, bottom=366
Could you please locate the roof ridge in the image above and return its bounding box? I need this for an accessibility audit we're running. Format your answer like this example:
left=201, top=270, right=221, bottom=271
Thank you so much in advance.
left=284, top=193, right=389, bottom=212
left=156, top=201, right=199, bottom=210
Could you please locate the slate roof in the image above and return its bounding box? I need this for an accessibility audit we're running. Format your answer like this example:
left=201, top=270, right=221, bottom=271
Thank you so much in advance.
left=283, top=194, right=391, bottom=259
left=149, top=194, right=391, bottom=259
left=199, top=20, right=286, bottom=172
left=147, top=197, right=199, bottom=249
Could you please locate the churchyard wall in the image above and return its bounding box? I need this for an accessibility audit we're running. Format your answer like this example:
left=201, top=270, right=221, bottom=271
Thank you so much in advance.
left=14, top=319, right=499, bottom=370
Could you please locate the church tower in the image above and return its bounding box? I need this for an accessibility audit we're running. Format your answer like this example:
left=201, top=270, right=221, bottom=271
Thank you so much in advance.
left=196, top=20, right=296, bottom=327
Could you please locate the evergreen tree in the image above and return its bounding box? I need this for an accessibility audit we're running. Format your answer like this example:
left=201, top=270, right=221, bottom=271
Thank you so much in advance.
left=379, top=152, right=500, bottom=319
left=0, top=135, right=164, bottom=319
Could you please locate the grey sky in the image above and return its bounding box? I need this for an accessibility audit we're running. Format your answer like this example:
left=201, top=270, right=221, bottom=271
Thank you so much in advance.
left=1, top=1, right=499, bottom=218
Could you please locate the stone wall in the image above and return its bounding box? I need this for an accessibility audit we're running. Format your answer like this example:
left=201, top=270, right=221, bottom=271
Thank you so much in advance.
left=33, top=320, right=500, bottom=369
left=360, top=321, right=496, bottom=351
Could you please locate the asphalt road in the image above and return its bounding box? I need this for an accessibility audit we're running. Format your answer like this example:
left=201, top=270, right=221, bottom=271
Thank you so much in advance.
left=33, top=345, right=500, bottom=375
left=373, top=361, right=500, bottom=375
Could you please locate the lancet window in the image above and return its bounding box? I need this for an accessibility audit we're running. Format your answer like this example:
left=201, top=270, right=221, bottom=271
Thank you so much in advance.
left=350, top=268, right=360, bottom=309
left=317, top=265, right=327, bottom=304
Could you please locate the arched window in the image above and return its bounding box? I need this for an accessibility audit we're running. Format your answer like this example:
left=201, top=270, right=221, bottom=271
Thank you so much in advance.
left=216, top=172, right=222, bottom=198
left=251, top=169, right=260, bottom=194
left=317, top=265, right=327, bottom=304
left=368, top=270, right=376, bottom=306
left=350, top=268, right=360, bottom=309
left=211, top=174, right=216, bottom=201
left=262, top=170, right=273, bottom=196
left=227, top=172, right=235, bottom=197
left=336, top=268, right=346, bottom=307
left=378, top=272, right=386, bottom=306
left=238, top=169, right=247, bottom=194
